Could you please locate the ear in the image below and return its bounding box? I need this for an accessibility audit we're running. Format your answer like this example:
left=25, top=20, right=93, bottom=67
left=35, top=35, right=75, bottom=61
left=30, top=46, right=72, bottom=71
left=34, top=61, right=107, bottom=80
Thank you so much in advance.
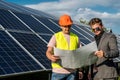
left=101, top=25, right=104, bottom=28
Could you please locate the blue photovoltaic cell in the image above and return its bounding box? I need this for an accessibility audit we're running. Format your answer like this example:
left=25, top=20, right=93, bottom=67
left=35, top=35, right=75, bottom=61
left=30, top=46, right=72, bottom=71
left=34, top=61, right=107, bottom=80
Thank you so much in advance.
left=49, top=18, right=59, bottom=24
left=0, top=9, right=31, bottom=31
left=71, top=25, right=91, bottom=43
left=0, top=31, right=43, bottom=76
left=71, top=29, right=84, bottom=39
left=75, top=24, right=94, bottom=36
left=39, top=34, right=52, bottom=43
left=35, top=16, right=61, bottom=33
left=10, top=31, right=51, bottom=69
left=14, top=12, right=54, bottom=34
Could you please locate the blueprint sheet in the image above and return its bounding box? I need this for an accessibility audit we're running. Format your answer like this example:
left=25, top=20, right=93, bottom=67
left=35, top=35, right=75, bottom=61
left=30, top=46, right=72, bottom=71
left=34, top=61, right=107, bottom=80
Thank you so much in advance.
left=54, top=41, right=98, bottom=68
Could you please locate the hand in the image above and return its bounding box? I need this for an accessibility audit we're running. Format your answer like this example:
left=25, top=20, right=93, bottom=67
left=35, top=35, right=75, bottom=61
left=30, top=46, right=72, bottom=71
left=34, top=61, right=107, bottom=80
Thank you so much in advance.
left=51, top=55, right=60, bottom=62
left=94, top=50, right=104, bottom=58
left=79, top=72, right=83, bottom=80
left=87, top=72, right=91, bottom=80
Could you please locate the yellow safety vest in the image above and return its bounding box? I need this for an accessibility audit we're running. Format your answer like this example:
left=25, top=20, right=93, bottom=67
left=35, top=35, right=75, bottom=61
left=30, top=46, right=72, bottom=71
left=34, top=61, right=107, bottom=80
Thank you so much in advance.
left=52, top=31, right=79, bottom=68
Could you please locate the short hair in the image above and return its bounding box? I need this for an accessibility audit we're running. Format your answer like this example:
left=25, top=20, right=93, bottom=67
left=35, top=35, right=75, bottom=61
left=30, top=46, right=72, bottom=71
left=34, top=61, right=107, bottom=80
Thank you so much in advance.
left=89, top=18, right=103, bottom=26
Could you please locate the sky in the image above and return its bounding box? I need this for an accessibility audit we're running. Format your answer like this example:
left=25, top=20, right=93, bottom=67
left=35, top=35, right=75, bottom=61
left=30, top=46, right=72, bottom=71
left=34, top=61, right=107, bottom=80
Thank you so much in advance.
left=5, top=0, right=120, bottom=35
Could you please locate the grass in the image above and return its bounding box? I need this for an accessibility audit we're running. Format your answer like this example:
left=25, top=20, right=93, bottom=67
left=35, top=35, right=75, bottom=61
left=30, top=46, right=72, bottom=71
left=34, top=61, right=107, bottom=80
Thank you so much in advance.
left=118, top=76, right=120, bottom=80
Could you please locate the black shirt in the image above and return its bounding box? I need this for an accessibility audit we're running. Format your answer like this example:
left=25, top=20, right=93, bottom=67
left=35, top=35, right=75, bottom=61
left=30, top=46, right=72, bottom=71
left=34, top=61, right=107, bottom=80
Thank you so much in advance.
left=94, top=31, right=104, bottom=46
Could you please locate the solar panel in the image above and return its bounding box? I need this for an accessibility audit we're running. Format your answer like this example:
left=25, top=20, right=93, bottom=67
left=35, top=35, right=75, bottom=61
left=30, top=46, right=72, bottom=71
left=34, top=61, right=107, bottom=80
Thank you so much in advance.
left=0, top=30, right=43, bottom=76
left=35, top=16, right=61, bottom=33
left=71, top=25, right=91, bottom=42
left=39, top=34, right=52, bottom=42
left=80, top=38, right=92, bottom=45
left=0, top=0, right=55, bottom=19
left=75, top=24, right=94, bottom=36
left=9, top=31, right=51, bottom=69
left=74, top=25, right=93, bottom=39
left=0, top=1, right=11, bottom=10
left=13, top=12, right=54, bottom=34
left=0, top=9, right=31, bottom=31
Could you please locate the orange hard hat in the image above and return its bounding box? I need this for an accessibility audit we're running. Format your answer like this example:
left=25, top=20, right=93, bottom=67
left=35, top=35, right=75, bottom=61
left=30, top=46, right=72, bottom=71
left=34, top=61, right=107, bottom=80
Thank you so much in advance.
left=59, top=14, right=73, bottom=26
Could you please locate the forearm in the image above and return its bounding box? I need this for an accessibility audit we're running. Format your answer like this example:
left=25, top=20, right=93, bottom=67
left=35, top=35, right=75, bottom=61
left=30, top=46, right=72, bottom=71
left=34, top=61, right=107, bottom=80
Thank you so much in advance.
left=103, top=50, right=119, bottom=58
left=46, top=51, right=53, bottom=60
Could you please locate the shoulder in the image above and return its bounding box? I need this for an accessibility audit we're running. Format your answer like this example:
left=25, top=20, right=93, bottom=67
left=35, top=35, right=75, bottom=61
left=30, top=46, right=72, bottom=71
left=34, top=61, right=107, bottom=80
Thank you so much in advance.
left=54, top=31, right=62, bottom=36
left=104, top=32, right=116, bottom=38
left=70, top=32, right=78, bottom=37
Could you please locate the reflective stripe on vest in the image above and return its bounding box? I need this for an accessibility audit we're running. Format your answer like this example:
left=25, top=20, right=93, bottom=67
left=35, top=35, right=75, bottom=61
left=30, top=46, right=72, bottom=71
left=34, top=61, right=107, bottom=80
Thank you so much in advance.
left=52, top=31, right=79, bottom=68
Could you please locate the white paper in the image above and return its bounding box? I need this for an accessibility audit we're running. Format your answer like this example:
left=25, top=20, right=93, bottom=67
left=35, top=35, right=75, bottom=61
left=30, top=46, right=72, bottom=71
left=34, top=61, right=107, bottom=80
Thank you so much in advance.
left=54, top=41, right=98, bottom=68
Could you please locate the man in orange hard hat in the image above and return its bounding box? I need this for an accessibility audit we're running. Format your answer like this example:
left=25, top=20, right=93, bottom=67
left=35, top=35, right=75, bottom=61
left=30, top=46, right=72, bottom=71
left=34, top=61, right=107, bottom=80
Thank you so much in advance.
left=46, top=14, right=83, bottom=80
